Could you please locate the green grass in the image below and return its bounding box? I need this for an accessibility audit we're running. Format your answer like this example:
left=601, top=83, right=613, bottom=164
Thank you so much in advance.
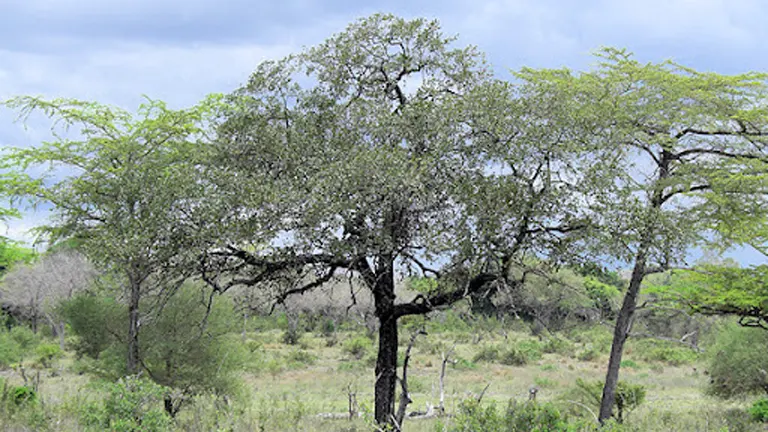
left=0, top=323, right=760, bottom=431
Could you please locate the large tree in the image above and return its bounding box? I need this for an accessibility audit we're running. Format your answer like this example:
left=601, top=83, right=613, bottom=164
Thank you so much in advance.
left=554, top=50, right=768, bottom=423
left=0, top=96, right=218, bottom=374
left=202, top=14, right=617, bottom=426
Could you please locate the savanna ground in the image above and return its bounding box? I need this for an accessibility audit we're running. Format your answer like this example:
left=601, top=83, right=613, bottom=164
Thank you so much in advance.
left=0, top=303, right=762, bottom=432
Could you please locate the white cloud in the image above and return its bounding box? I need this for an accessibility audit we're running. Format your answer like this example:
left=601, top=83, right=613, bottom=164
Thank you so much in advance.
left=0, top=41, right=293, bottom=107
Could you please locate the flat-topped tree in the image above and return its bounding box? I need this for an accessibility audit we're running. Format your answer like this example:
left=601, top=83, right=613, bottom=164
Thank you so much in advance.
left=557, top=49, right=768, bottom=423
left=0, top=96, right=219, bottom=374
left=204, top=14, right=618, bottom=426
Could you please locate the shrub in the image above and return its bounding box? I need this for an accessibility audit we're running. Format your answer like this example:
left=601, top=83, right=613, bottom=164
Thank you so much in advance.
left=633, top=340, right=697, bottom=366
left=564, top=379, right=645, bottom=424
left=80, top=377, right=171, bottom=432
left=750, top=398, right=768, bottom=423
left=34, top=343, right=62, bottom=368
left=706, top=323, right=768, bottom=398
left=442, top=399, right=604, bottom=432
left=286, top=349, right=317, bottom=367
left=61, top=293, right=121, bottom=359
left=473, top=345, right=500, bottom=363
left=499, top=347, right=529, bottom=366
left=342, top=336, right=371, bottom=360
left=0, top=331, right=23, bottom=368
left=541, top=336, right=574, bottom=355
left=9, top=385, right=36, bottom=406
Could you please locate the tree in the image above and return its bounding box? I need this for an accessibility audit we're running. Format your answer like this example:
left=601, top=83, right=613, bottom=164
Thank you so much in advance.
left=0, top=95, right=219, bottom=374
left=0, top=240, right=35, bottom=276
left=553, top=49, right=768, bottom=423
left=1, top=248, right=95, bottom=345
left=706, top=323, right=768, bottom=398
left=202, top=14, right=618, bottom=426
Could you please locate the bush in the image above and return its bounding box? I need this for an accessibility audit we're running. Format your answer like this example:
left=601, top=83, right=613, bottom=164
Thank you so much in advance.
left=34, top=343, right=62, bottom=368
left=442, top=399, right=606, bottom=432
left=706, top=323, right=768, bottom=398
left=750, top=398, right=768, bottom=423
left=541, top=336, right=574, bottom=355
left=342, top=336, right=371, bottom=360
left=61, top=294, right=122, bottom=359
left=472, top=345, right=500, bottom=363
left=80, top=377, right=171, bottom=432
left=565, top=379, right=646, bottom=424
left=499, top=347, right=529, bottom=366
left=0, top=331, right=23, bottom=368
left=286, top=349, right=317, bottom=367
left=632, top=340, right=697, bottom=366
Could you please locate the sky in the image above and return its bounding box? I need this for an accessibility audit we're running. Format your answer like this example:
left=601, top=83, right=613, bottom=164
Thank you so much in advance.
left=1, top=0, right=768, bottom=265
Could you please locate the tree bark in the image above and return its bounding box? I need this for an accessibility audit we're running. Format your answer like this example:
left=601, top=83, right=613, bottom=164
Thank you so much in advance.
left=127, top=275, right=141, bottom=375
left=375, top=308, right=398, bottom=425
left=598, top=250, right=647, bottom=423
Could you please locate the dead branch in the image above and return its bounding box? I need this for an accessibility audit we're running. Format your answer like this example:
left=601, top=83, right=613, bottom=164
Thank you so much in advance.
left=395, top=329, right=427, bottom=428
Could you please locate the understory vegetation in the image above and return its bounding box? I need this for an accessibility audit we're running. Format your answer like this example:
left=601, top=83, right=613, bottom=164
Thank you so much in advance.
left=0, top=280, right=766, bottom=431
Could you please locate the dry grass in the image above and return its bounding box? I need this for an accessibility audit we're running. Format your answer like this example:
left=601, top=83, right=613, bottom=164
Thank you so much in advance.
left=0, top=322, right=762, bottom=431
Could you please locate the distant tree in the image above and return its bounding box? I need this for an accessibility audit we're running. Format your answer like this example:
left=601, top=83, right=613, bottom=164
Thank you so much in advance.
left=0, top=95, right=220, bottom=374
left=1, top=248, right=95, bottom=345
left=202, top=14, right=618, bottom=426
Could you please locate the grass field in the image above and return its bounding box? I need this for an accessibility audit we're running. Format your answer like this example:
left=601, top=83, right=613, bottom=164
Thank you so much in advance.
left=1, top=313, right=763, bottom=431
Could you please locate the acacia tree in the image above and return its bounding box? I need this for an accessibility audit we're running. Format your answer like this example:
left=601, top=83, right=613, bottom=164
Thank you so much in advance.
left=551, top=50, right=768, bottom=423
left=0, top=96, right=218, bottom=374
left=203, top=15, right=617, bottom=426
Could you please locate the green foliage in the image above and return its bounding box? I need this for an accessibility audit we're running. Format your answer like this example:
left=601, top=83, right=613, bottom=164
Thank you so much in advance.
left=541, top=336, right=575, bottom=355
left=0, top=326, right=40, bottom=368
left=472, top=341, right=542, bottom=366
left=472, top=345, right=501, bottom=363
left=648, top=266, right=768, bottom=328
left=342, top=336, right=372, bottom=360
left=569, top=379, right=646, bottom=423
left=0, top=240, right=35, bottom=274
left=286, top=349, right=317, bottom=367
left=442, top=399, right=601, bottom=432
left=60, top=293, right=121, bottom=359
left=80, top=377, right=171, bottom=432
left=139, top=285, right=246, bottom=400
left=34, top=343, right=62, bottom=368
left=10, top=385, right=36, bottom=406
left=632, top=340, right=698, bottom=366
left=750, top=398, right=768, bottom=422
left=706, top=323, right=768, bottom=398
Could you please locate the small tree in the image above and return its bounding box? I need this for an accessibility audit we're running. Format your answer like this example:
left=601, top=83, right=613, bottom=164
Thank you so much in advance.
left=1, top=95, right=220, bottom=374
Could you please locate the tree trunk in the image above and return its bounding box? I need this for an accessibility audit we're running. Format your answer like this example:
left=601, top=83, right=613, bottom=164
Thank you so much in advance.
left=58, top=321, right=66, bottom=351
left=375, top=310, right=398, bottom=425
left=598, top=253, right=646, bottom=423
left=371, top=254, right=398, bottom=426
left=127, top=276, right=141, bottom=375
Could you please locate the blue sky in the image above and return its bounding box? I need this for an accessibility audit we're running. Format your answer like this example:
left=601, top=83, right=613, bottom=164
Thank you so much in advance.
left=1, top=0, right=768, bottom=265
